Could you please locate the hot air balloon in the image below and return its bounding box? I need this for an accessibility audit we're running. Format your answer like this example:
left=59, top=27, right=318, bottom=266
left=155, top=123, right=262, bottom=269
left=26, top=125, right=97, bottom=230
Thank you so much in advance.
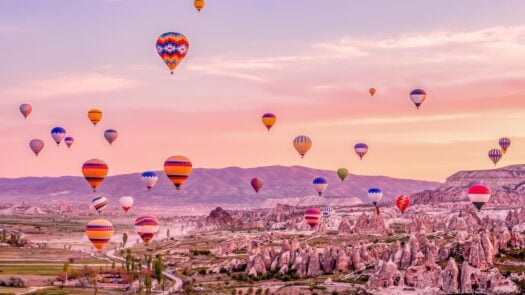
left=293, top=135, right=312, bottom=159
left=304, top=208, right=321, bottom=228
left=337, top=168, right=348, bottom=182
left=499, top=138, right=511, bottom=153
left=64, top=137, right=74, bottom=148
left=369, top=88, right=376, bottom=96
left=119, top=196, right=134, bottom=213
left=251, top=177, right=263, bottom=193
left=135, top=215, right=160, bottom=245
left=88, top=109, right=103, bottom=126
left=396, top=195, right=410, bottom=214
left=261, top=113, right=276, bottom=131
left=313, top=177, right=328, bottom=196
left=156, top=32, right=189, bottom=75
left=141, top=171, right=158, bottom=190
left=194, top=0, right=205, bottom=12
left=29, top=139, right=44, bottom=157
left=91, top=196, right=108, bottom=214
left=354, top=143, right=368, bottom=160
left=50, top=127, right=66, bottom=146
left=322, top=206, right=334, bottom=217
left=488, top=149, right=502, bottom=166
left=410, top=89, right=427, bottom=109
left=164, top=155, right=192, bottom=190
left=367, top=188, right=383, bottom=206
left=19, top=104, right=32, bottom=119
left=86, top=219, right=114, bottom=251
left=468, top=184, right=491, bottom=211
left=104, top=129, right=118, bottom=145
left=82, top=159, right=108, bottom=192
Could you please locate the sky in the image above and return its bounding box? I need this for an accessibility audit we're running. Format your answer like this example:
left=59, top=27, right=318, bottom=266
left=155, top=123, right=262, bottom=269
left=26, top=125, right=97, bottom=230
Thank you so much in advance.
left=1, top=0, right=525, bottom=181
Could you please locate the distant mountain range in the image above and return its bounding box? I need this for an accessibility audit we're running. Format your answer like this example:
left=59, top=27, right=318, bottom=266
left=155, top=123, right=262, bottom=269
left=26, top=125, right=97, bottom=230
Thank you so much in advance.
left=412, top=164, right=525, bottom=206
left=0, top=166, right=439, bottom=208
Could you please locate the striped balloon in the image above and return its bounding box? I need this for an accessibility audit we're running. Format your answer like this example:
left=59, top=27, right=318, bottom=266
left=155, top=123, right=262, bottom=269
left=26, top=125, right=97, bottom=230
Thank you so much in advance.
left=367, top=188, right=383, bottom=206
left=82, top=159, right=108, bottom=192
left=261, top=113, right=276, bottom=131
left=119, top=196, right=134, bottom=213
left=135, top=215, right=160, bottom=245
left=251, top=177, right=263, bottom=193
left=499, top=138, right=511, bottom=154
left=20, top=103, right=32, bottom=119
left=322, top=206, right=334, bottom=217
left=141, top=171, right=158, bottom=190
left=354, top=143, right=368, bottom=160
left=88, top=109, right=103, bottom=126
left=395, top=195, right=410, bottom=214
left=156, top=32, right=189, bottom=74
left=304, top=208, right=321, bottom=228
left=468, top=184, right=491, bottom=211
left=488, top=149, right=502, bottom=166
left=64, top=137, right=74, bottom=148
left=29, top=139, right=44, bottom=156
left=91, top=196, right=108, bottom=214
left=293, top=135, right=312, bottom=158
left=313, top=177, right=328, bottom=196
left=104, top=129, right=118, bottom=145
left=50, top=127, right=66, bottom=146
left=164, top=155, right=192, bottom=190
left=86, top=219, right=114, bottom=251
left=410, top=89, right=427, bottom=109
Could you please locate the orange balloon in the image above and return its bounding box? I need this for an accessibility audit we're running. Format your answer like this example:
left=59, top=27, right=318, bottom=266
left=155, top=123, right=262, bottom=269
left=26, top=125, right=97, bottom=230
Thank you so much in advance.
left=88, top=109, right=103, bottom=126
left=164, top=155, right=192, bottom=190
left=82, top=159, right=108, bottom=192
left=369, top=88, right=376, bottom=96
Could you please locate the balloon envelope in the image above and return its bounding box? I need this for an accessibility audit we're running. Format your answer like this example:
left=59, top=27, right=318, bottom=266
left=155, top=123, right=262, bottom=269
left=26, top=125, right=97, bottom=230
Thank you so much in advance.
left=86, top=219, right=114, bottom=251
left=91, top=196, right=108, bottom=214
left=488, top=149, right=502, bottom=165
left=251, top=177, right=263, bottom=193
left=82, top=159, right=108, bottom=192
left=64, top=137, right=74, bottom=148
left=322, top=206, right=334, bottom=217
left=88, top=109, right=103, bottom=126
left=396, top=195, right=410, bottom=214
left=135, top=215, right=160, bottom=245
left=468, top=184, right=491, bottom=211
left=304, top=208, right=321, bottom=228
left=367, top=188, right=383, bottom=206
left=20, top=104, right=32, bottom=119
left=337, top=168, right=348, bottom=182
left=119, top=196, right=134, bottom=213
left=313, top=177, right=328, bottom=196
left=29, top=139, right=44, bottom=156
left=104, top=129, right=118, bottom=145
left=354, top=143, right=368, bottom=160
left=410, top=89, right=427, bottom=109
left=194, top=0, right=205, bottom=11
left=141, top=171, right=158, bottom=190
left=499, top=138, right=511, bottom=153
left=293, top=135, right=312, bottom=158
left=50, top=127, right=66, bottom=146
left=156, top=32, right=189, bottom=74
left=369, top=88, right=376, bottom=96
left=164, top=155, right=192, bottom=190
left=261, top=113, right=276, bottom=131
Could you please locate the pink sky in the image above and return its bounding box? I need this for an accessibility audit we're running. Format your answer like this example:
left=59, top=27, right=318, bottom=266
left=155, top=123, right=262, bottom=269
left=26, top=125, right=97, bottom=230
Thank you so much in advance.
left=1, top=1, right=525, bottom=181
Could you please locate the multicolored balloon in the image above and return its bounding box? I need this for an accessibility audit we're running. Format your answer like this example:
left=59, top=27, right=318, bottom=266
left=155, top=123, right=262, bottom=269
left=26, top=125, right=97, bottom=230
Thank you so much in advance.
left=499, top=138, right=511, bottom=154
left=354, top=143, right=368, bottom=160
left=156, top=32, right=189, bottom=74
left=293, top=135, right=312, bottom=159
left=322, top=206, right=334, bottom=217
left=29, top=139, right=44, bottom=156
left=135, top=215, right=160, bottom=245
left=86, top=219, right=114, bottom=251
left=64, top=137, right=74, bottom=148
left=88, top=109, right=103, bottom=126
left=313, top=177, right=328, bottom=196
left=410, top=89, right=427, bottom=109
left=304, top=208, right=321, bottom=228
left=337, top=168, right=348, bottom=182
left=251, top=177, right=263, bottom=193
left=141, top=171, right=158, bottom=190
left=164, top=155, right=192, bottom=190
left=395, top=195, right=410, bottom=214
left=488, top=149, right=502, bottom=166
left=367, top=188, right=383, bottom=206
left=194, top=0, right=205, bottom=12
left=50, top=127, right=66, bottom=146
left=91, top=196, right=108, bottom=214
left=468, top=184, right=491, bottom=211
left=104, top=129, right=118, bottom=145
left=119, top=196, right=134, bottom=213
left=261, top=113, right=276, bottom=131
left=369, top=88, right=376, bottom=96
left=82, top=159, right=108, bottom=192
left=19, top=104, right=32, bottom=119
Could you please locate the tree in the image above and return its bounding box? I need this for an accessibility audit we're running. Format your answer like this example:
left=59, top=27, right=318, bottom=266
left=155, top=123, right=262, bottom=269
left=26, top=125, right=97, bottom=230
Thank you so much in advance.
left=125, top=250, right=132, bottom=273
left=111, top=260, right=116, bottom=270
left=154, top=254, right=163, bottom=283
left=122, top=233, right=128, bottom=248
left=144, top=275, right=152, bottom=294
left=62, top=262, right=70, bottom=287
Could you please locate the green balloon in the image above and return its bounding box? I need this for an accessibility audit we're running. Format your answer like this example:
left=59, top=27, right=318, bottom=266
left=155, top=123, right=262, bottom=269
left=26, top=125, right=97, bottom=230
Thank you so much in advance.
left=337, top=168, right=348, bottom=182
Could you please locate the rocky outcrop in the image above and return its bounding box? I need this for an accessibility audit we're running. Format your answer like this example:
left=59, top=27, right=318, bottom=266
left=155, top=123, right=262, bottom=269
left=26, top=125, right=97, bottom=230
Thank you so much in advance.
left=205, top=207, right=234, bottom=227
left=352, top=211, right=392, bottom=235
left=368, top=259, right=402, bottom=289
left=442, top=258, right=459, bottom=293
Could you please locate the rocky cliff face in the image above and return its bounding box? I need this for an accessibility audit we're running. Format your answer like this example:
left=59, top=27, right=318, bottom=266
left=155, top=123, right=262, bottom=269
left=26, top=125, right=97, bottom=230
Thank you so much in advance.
left=412, top=164, right=525, bottom=206
left=205, top=207, right=234, bottom=227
